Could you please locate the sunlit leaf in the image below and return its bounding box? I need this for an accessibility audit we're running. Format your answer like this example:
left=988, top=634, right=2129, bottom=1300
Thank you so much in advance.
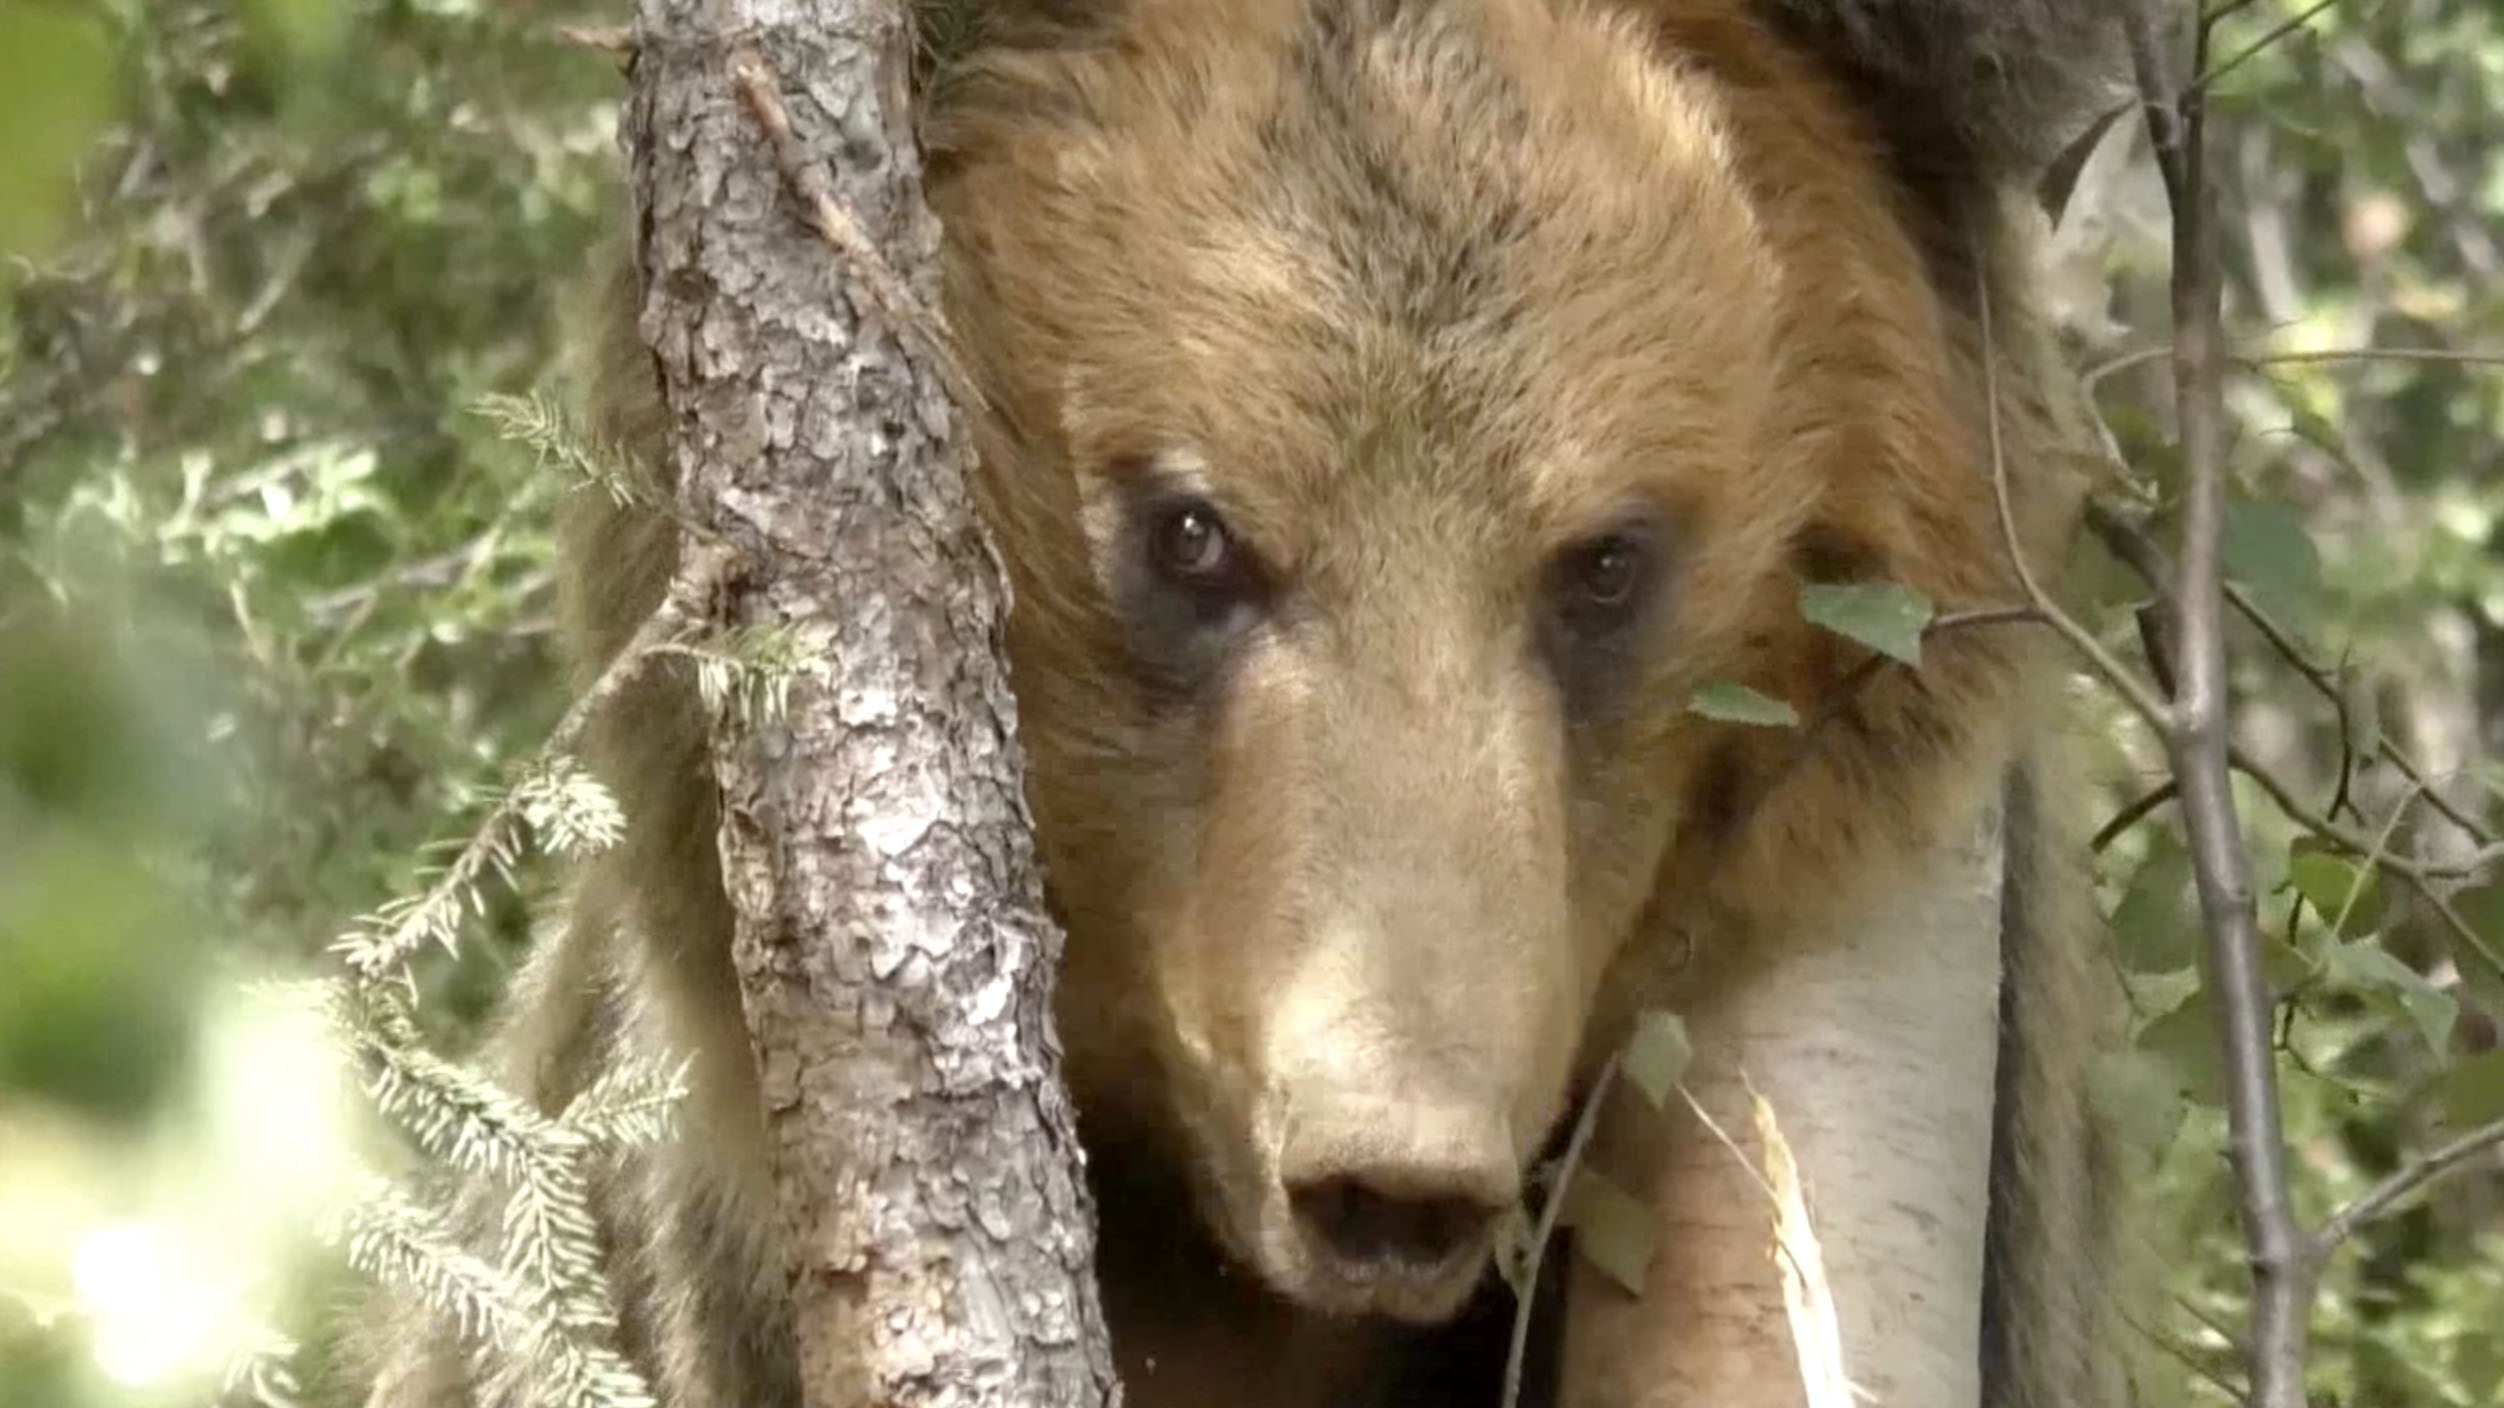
left=1798, top=581, right=1934, bottom=668
left=1620, top=1010, right=1691, bottom=1111
left=2037, top=100, right=2133, bottom=225
left=1688, top=681, right=1798, bottom=728
left=1561, top=1168, right=1655, bottom=1297
left=2124, top=967, right=2203, bottom=1023
left=2260, top=934, right=2313, bottom=995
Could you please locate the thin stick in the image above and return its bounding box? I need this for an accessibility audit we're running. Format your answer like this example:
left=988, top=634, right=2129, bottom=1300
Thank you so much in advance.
left=2133, top=13, right=2311, bottom=1403
left=2093, top=781, right=2179, bottom=852
left=1788, top=605, right=2045, bottom=753
left=2086, top=345, right=2504, bottom=400
left=1501, top=1055, right=1620, bottom=1408
left=2127, top=1309, right=2253, bottom=1408
left=2189, top=0, right=2344, bottom=97
left=2313, top=1116, right=2504, bottom=1255
left=727, top=47, right=991, bottom=421
left=1975, top=287, right=2171, bottom=732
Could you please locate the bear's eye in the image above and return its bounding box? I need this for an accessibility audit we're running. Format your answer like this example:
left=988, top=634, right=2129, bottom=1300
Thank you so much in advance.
left=1149, top=500, right=1240, bottom=587
left=1553, top=531, right=1656, bottom=628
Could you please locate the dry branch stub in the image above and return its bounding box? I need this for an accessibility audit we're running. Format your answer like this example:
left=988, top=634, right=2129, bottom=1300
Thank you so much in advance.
left=617, top=2, right=1118, bottom=1405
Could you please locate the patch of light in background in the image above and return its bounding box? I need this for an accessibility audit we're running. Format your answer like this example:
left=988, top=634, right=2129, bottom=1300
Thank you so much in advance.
left=4, top=976, right=357, bottom=1393
left=72, top=1222, right=223, bottom=1386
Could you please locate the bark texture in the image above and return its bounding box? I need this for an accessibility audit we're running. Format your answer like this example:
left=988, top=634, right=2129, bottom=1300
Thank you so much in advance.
left=618, top=3, right=1119, bottom=1405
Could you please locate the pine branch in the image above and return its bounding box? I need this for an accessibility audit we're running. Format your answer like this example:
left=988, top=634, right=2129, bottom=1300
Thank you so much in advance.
left=474, top=391, right=650, bottom=508
left=332, top=1177, right=522, bottom=1345
left=561, top=1056, right=693, bottom=1149
left=332, top=542, right=732, bottom=981
left=356, top=997, right=576, bottom=1182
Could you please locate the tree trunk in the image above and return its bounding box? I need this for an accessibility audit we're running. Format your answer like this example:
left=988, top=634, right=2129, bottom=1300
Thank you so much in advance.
left=618, top=4, right=1120, bottom=1405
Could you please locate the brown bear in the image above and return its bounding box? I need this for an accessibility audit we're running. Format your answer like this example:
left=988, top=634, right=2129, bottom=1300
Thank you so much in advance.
left=356, top=1, right=2131, bottom=1405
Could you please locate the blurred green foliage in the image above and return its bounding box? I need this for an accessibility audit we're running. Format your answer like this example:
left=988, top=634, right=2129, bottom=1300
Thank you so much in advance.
left=2, top=0, right=620, bottom=1398
left=0, top=0, right=2498, bottom=1404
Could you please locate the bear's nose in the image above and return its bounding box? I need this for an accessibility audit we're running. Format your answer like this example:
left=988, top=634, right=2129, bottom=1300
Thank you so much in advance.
left=1278, top=1100, right=1516, bottom=1275
left=1286, top=1174, right=1505, bottom=1269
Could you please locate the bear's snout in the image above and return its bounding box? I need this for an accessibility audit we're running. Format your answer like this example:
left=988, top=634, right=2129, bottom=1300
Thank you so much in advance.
left=1282, top=1092, right=1512, bottom=1277
left=1254, top=1090, right=1519, bottom=1321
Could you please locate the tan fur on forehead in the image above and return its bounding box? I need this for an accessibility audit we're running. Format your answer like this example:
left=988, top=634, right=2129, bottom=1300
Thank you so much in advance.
left=938, top=0, right=1788, bottom=518
left=936, top=0, right=2058, bottom=843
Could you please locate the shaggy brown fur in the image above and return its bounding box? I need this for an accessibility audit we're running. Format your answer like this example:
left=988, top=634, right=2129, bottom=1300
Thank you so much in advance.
left=352, top=1, right=2131, bottom=1405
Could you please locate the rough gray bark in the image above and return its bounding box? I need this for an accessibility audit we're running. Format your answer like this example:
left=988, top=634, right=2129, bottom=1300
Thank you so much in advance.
left=618, top=3, right=1120, bottom=1405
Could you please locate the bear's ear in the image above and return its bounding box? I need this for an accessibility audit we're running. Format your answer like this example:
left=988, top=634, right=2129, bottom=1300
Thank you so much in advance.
left=913, top=0, right=1133, bottom=157
left=916, top=0, right=1129, bottom=77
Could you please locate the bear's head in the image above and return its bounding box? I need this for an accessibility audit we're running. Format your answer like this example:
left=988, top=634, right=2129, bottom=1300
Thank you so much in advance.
left=925, top=0, right=2030, bottom=1324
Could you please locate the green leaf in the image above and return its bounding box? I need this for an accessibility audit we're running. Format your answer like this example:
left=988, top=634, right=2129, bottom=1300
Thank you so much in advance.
left=1620, top=1010, right=1691, bottom=1111
left=1798, top=581, right=1935, bottom=668
left=2221, top=497, right=2323, bottom=640
left=2438, top=1050, right=2504, bottom=1129
left=2036, top=99, right=2133, bottom=225
left=2124, top=967, right=2203, bottom=1022
left=2450, top=882, right=2504, bottom=1019
left=1561, top=1168, right=1656, bottom=1296
left=2090, top=1049, right=2189, bottom=1158
left=2322, top=938, right=2458, bottom=1056
left=2137, top=1002, right=2227, bottom=1109
left=2112, top=833, right=2200, bottom=973
left=0, top=6, right=116, bottom=260
left=1687, top=681, right=1798, bottom=728
left=2286, top=846, right=2386, bottom=939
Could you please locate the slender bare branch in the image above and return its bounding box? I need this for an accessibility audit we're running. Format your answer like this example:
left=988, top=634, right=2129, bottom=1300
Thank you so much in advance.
left=2093, top=780, right=2179, bottom=853
left=2201, top=0, right=2271, bottom=27
left=554, top=24, right=635, bottom=55
left=2313, top=1117, right=2504, bottom=1255
left=1501, top=1056, right=1620, bottom=1408
left=1974, top=287, right=2172, bottom=732
left=2085, top=343, right=2504, bottom=396
left=1751, top=605, right=2051, bottom=826
left=2127, top=1309, right=2253, bottom=1408
left=2133, top=10, right=2312, bottom=1402
left=2190, top=0, right=2343, bottom=97
left=1800, top=605, right=2045, bottom=736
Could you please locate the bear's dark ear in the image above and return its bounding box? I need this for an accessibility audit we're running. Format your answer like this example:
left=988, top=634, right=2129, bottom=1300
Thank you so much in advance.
left=915, top=0, right=1129, bottom=80
left=912, top=0, right=1132, bottom=147
left=1747, top=0, right=2127, bottom=236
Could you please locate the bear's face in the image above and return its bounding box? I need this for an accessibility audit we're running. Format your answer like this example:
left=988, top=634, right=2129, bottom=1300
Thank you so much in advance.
left=933, top=0, right=1826, bottom=1323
